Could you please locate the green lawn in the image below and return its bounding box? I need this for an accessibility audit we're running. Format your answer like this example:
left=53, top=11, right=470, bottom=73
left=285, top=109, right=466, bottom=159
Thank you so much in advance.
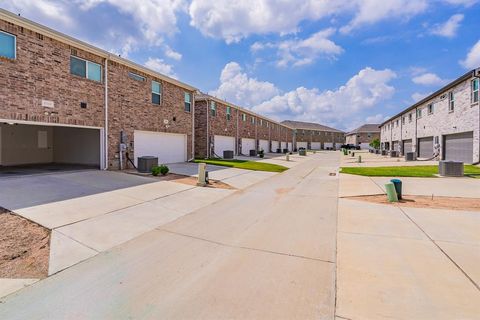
left=194, top=159, right=288, bottom=173
left=340, top=165, right=480, bottom=178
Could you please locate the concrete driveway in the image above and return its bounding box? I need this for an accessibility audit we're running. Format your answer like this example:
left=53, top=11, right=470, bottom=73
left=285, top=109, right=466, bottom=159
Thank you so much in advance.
left=0, top=152, right=340, bottom=319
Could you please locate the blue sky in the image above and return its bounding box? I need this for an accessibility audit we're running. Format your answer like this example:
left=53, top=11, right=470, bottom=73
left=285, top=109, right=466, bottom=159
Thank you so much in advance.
left=1, top=0, right=480, bottom=131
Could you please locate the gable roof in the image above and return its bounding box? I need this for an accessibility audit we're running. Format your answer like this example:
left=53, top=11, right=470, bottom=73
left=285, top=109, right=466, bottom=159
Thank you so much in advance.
left=346, top=124, right=380, bottom=135
left=281, top=120, right=344, bottom=133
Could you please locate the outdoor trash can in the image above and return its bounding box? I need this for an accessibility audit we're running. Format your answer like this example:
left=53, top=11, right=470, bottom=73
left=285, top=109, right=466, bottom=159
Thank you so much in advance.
left=298, top=148, right=306, bottom=156
left=137, top=156, right=158, bottom=173
left=390, top=179, right=402, bottom=199
left=249, top=150, right=256, bottom=156
left=223, top=150, right=234, bottom=159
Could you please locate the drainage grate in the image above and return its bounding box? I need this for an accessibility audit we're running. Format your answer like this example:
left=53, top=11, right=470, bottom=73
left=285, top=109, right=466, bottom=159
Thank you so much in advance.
left=329, top=172, right=336, bottom=176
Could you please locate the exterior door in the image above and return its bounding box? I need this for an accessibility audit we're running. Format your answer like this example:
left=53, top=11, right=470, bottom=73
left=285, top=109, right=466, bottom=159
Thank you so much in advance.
left=403, top=139, right=412, bottom=153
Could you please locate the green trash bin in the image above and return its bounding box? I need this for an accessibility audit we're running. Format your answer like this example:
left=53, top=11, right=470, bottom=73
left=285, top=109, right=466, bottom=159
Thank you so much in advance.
left=390, top=179, right=402, bottom=200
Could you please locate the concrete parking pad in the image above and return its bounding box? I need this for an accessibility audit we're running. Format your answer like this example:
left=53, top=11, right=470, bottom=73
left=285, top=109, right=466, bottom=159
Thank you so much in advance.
left=338, top=198, right=426, bottom=240
left=0, top=170, right=156, bottom=210
left=0, top=279, right=38, bottom=299
left=221, top=170, right=276, bottom=189
left=48, top=231, right=98, bottom=275
left=435, top=241, right=480, bottom=286
left=338, top=173, right=384, bottom=197
left=336, top=232, right=480, bottom=319
left=112, top=180, right=194, bottom=202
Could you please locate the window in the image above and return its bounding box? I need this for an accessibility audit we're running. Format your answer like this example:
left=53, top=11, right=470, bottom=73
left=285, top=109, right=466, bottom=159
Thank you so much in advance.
left=128, top=72, right=145, bottom=82
left=242, top=113, right=246, bottom=121
left=260, top=119, right=263, bottom=126
left=402, top=117, right=405, bottom=125
left=184, top=92, right=191, bottom=112
left=0, top=31, right=16, bottom=59
left=417, top=108, right=422, bottom=118
left=251, top=116, right=255, bottom=124
left=226, top=106, right=231, bottom=120
left=152, top=81, right=162, bottom=105
left=396, top=120, right=399, bottom=127
left=70, top=56, right=102, bottom=82
left=210, top=101, right=216, bottom=116
left=266, top=122, right=269, bottom=128
left=472, top=78, right=479, bottom=103
left=428, top=103, right=433, bottom=115
left=409, top=113, right=413, bottom=122
left=449, top=92, right=454, bottom=112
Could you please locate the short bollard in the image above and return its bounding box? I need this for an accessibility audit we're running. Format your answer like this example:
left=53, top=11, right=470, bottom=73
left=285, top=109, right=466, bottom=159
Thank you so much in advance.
left=351, top=152, right=355, bottom=157
left=358, top=155, right=362, bottom=163
left=197, top=163, right=207, bottom=187
left=385, top=182, right=398, bottom=202
left=286, top=153, right=290, bottom=161
left=390, top=179, right=402, bottom=199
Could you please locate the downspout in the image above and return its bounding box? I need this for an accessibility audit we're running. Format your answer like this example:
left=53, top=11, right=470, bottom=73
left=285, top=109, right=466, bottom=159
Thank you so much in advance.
left=415, top=108, right=418, bottom=155
left=104, top=56, right=109, bottom=170
left=236, top=109, right=239, bottom=156
left=189, top=91, right=195, bottom=161
left=255, top=117, right=258, bottom=152
left=206, top=99, right=209, bottom=158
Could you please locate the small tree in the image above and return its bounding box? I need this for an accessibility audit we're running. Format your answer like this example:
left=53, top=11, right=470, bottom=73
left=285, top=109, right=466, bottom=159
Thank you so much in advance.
left=369, top=138, right=380, bottom=150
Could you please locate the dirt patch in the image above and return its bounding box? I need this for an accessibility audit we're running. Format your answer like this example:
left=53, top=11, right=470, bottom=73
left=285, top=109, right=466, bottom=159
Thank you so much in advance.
left=347, top=194, right=480, bottom=212
left=0, top=208, right=50, bottom=278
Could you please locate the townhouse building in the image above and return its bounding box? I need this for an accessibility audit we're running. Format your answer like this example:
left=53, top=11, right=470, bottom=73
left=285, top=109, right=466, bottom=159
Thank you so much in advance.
left=345, top=124, right=380, bottom=149
left=380, top=69, right=480, bottom=164
left=194, top=94, right=294, bottom=158
left=0, top=9, right=196, bottom=170
left=281, top=120, right=345, bottom=150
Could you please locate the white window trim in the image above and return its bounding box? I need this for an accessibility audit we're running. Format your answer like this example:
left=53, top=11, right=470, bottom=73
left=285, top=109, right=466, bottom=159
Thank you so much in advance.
left=128, top=71, right=146, bottom=82
left=449, top=91, right=455, bottom=112
left=0, top=30, right=16, bottom=59
left=152, top=80, right=162, bottom=105
left=472, top=78, right=479, bottom=104
left=428, top=103, right=433, bottom=115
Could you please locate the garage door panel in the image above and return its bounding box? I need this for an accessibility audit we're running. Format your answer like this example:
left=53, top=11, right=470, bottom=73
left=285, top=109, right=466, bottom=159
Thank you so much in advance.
left=418, top=137, right=433, bottom=158
left=280, top=141, right=286, bottom=150
left=259, top=139, right=269, bottom=152
left=271, top=141, right=279, bottom=152
left=311, top=142, right=321, bottom=150
left=444, top=132, right=473, bottom=164
left=403, top=139, right=412, bottom=153
left=134, top=131, right=187, bottom=165
left=324, top=142, right=333, bottom=149
left=214, top=135, right=235, bottom=158
left=241, top=138, right=255, bottom=155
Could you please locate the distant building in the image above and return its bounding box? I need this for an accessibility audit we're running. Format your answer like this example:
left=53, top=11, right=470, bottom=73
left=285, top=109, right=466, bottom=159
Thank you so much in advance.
left=281, top=120, right=345, bottom=150
left=345, top=124, right=380, bottom=149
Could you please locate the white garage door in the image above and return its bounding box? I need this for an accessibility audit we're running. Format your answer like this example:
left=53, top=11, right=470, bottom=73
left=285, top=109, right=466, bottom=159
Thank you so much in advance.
left=134, top=130, right=187, bottom=166
left=311, top=142, right=321, bottom=150
left=359, top=143, right=371, bottom=150
left=297, top=141, right=308, bottom=149
left=214, top=135, right=235, bottom=158
left=281, top=141, right=286, bottom=150
left=241, top=138, right=255, bottom=155
left=259, top=139, right=269, bottom=152
left=287, top=142, right=292, bottom=151
left=271, top=141, right=279, bottom=152
left=324, top=142, right=333, bottom=149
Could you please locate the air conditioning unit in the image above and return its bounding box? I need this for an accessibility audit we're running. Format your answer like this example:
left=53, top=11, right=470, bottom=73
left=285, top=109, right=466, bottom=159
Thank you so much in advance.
left=438, top=161, right=464, bottom=177
left=405, top=152, right=416, bottom=161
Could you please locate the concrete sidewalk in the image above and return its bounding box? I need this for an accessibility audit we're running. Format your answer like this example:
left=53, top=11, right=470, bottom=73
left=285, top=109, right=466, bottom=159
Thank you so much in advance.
left=0, top=152, right=340, bottom=319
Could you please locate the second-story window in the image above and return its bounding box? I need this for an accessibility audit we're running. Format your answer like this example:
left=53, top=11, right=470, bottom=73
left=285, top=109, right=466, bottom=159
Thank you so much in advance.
left=417, top=108, right=422, bottom=118
left=128, top=72, right=145, bottom=82
left=184, top=92, right=191, bottom=112
left=152, top=81, right=162, bottom=105
left=70, top=56, right=102, bottom=82
left=449, top=92, right=455, bottom=112
left=472, top=78, right=479, bottom=103
left=251, top=116, right=255, bottom=124
left=226, top=106, right=231, bottom=120
left=402, top=117, right=405, bottom=125
left=242, top=113, right=246, bottom=121
left=0, top=31, right=16, bottom=59
left=428, top=103, right=434, bottom=115
left=409, top=113, right=413, bottom=122
left=210, top=101, right=216, bottom=116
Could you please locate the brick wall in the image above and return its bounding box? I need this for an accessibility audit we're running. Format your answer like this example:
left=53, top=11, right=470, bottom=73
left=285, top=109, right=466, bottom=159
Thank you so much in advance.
left=0, top=20, right=105, bottom=128
left=194, top=100, right=208, bottom=158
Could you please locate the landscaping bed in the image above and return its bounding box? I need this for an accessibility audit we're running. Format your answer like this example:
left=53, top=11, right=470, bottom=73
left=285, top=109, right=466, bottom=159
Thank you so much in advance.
left=347, top=194, right=480, bottom=211
left=341, top=165, right=480, bottom=178
left=0, top=208, right=50, bottom=278
left=194, top=159, right=288, bottom=173
left=126, top=171, right=235, bottom=189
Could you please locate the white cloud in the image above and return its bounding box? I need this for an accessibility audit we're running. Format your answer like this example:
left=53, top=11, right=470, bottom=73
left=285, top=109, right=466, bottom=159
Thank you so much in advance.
left=164, top=46, right=182, bottom=61
left=145, top=58, right=178, bottom=79
left=1, top=0, right=73, bottom=27
left=411, top=92, right=432, bottom=102
left=443, top=0, right=478, bottom=6
left=460, top=40, right=480, bottom=69
left=77, top=0, right=186, bottom=45
left=256, top=28, right=344, bottom=67
left=189, top=0, right=429, bottom=43
left=412, top=72, right=448, bottom=86
left=365, top=114, right=388, bottom=123
left=430, top=14, right=463, bottom=38
left=211, top=63, right=396, bottom=128
left=210, top=62, right=280, bottom=106
left=339, top=0, right=428, bottom=34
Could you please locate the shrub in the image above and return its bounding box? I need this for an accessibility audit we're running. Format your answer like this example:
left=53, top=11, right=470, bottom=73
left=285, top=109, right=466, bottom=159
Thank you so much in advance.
left=151, top=165, right=169, bottom=176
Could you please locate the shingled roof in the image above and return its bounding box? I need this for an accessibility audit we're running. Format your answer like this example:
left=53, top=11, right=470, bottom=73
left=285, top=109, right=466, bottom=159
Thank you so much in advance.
left=281, top=120, right=344, bottom=133
left=346, top=124, right=380, bottom=135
